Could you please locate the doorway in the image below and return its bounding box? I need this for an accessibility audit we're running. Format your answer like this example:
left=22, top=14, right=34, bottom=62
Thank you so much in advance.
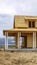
left=24, top=36, right=27, bottom=48
left=22, top=36, right=27, bottom=48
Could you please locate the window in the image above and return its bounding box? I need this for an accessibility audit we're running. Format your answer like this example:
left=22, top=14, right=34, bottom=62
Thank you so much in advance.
left=29, top=21, right=35, bottom=28
left=32, top=21, right=35, bottom=28
left=29, top=21, right=31, bottom=27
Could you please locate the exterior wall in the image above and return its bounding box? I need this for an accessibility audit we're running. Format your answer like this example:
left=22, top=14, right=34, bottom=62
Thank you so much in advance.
left=35, top=20, right=37, bottom=28
left=27, top=33, right=33, bottom=48
left=14, top=16, right=28, bottom=28
left=21, top=33, right=33, bottom=48
left=24, top=19, right=28, bottom=28
left=16, top=33, right=37, bottom=48
left=36, top=33, right=37, bottom=47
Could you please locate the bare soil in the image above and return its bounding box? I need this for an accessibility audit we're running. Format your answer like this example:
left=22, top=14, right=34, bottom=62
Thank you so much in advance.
left=0, top=50, right=37, bottom=65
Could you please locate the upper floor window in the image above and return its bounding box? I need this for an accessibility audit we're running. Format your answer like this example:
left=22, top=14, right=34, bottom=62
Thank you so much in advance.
left=32, top=21, right=35, bottom=28
left=29, top=21, right=35, bottom=28
left=29, top=21, right=31, bottom=27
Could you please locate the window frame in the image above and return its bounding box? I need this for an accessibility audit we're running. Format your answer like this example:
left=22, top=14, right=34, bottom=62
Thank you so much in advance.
left=29, top=21, right=31, bottom=28
left=29, top=21, right=35, bottom=28
left=32, top=21, right=35, bottom=28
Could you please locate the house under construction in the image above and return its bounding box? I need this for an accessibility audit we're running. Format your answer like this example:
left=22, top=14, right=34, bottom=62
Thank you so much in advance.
left=3, top=16, right=37, bottom=50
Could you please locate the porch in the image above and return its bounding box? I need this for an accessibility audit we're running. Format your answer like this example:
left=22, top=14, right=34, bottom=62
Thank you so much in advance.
left=3, top=29, right=37, bottom=50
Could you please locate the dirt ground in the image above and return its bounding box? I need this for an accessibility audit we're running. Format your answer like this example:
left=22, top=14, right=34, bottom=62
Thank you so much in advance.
left=0, top=50, right=37, bottom=65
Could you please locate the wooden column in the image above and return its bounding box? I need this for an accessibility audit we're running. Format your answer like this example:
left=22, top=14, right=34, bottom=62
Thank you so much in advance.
left=16, top=33, right=18, bottom=48
left=19, top=32, right=21, bottom=48
left=22, top=37, right=25, bottom=48
left=5, top=32, right=8, bottom=50
left=33, top=32, right=36, bottom=49
left=16, top=32, right=20, bottom=48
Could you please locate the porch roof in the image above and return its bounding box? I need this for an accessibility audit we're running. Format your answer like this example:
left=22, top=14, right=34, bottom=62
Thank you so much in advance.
left=3, top=28, right=37, bottom=35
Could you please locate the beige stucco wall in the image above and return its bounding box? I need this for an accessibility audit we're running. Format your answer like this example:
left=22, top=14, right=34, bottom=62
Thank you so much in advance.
left=27, top=33, right=33, bottom=48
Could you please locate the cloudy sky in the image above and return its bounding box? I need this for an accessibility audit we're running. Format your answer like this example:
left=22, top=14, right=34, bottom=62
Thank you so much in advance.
left=0, top=0, right=37, bottom=38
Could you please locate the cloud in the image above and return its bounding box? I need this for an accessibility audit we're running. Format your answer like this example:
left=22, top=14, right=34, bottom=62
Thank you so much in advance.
left=0, top=0, right=17, bottom=15
left=0, top=15, right=14, bottom=37
left=0, top=0, right=37, bottom=37
left=14, top=0, right=37, bottom=15
left=0, top=0, right=37, bottom=15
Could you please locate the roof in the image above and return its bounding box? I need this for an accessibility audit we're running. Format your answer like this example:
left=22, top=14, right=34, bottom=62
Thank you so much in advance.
left=3, top=28, right=37, bottom=35
left=24, top=16, right=37, bottom=19
left=14, top=15, right=37, bottom=19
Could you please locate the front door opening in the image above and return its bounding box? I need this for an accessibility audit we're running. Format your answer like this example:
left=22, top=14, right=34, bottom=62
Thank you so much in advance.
left=22, top=36, right=27, bottom=48
left=24, top=36, right=27, bottom=48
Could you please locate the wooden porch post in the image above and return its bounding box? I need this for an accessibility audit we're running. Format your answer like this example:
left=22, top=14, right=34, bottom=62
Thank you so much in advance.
left=33, top=32, right=36, bottom=49
left=5, top=32, right=8, bottom=50
left=16, top=32, right=21, bottom=49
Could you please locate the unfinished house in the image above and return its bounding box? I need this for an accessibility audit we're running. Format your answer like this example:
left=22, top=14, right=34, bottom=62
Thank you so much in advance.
left=3, top=16, right=37, bottom=50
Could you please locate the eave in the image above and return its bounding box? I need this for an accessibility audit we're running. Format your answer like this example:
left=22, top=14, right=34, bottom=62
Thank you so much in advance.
left=3, top=28, right=37, bottom=36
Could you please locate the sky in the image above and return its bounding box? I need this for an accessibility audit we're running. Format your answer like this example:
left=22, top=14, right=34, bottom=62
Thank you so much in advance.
left=0, top=0, right=37, bottom=38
